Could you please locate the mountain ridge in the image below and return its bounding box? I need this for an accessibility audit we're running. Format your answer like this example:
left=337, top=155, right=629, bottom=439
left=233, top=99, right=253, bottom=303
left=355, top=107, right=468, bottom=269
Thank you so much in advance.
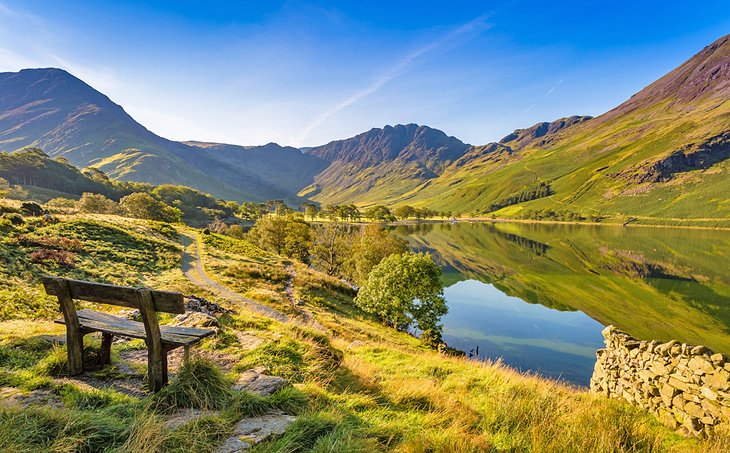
left=0, top=33, right=728, bottom=219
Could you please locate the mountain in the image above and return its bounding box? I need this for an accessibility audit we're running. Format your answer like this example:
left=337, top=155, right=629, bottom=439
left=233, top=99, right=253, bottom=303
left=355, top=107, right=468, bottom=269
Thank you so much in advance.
left=1, top=33, right=728, bottom=221
left=0, top=68, right=323, bottom=202
left=183, top=141, right=327, bottom=199
left=384, top=34, right=730, bottom=222
left=299, top=124, right=470, bottom=205
left=499, top=115, right=592, bottom=150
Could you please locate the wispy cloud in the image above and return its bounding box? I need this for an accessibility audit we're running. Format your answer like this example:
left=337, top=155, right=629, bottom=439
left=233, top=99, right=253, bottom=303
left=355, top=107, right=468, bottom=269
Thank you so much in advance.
left=294, top=14, right=492, bottom=145
left=521, top=103, right=537, bottom=116
left=520, top=79, right=563, bottom=117
left=546, top=79, right=562, bottom=96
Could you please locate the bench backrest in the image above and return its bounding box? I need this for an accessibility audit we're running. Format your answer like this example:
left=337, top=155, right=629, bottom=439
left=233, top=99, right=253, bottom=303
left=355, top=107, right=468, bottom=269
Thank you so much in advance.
left=42, top=277, right=185, bottom=314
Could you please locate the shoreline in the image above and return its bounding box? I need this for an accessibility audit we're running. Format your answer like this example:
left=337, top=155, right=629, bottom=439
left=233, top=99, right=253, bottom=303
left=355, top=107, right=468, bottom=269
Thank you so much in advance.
left=311, top=217, right=730, bottom=231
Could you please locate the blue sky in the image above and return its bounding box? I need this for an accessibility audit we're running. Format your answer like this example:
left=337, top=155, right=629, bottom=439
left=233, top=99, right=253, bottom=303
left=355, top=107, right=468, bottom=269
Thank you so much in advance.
left=1, top=1, right=728, bottom=147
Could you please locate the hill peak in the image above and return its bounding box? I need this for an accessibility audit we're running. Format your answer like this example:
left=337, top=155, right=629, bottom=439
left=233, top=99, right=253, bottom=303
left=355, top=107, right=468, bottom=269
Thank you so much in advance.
left=600, top=34, right=730, bottom=122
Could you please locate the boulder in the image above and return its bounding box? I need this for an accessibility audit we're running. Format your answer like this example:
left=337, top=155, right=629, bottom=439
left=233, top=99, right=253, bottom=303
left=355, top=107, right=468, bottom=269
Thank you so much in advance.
left=172, top=312, right=220, bottom=329
left=232, top=367, right=289, bottom=396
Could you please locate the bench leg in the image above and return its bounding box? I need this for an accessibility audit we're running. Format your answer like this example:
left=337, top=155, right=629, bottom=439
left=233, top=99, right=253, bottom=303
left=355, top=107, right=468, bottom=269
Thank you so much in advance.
left=147, top=346, right=166, bottom=392
left=183, top=345, right=191, bottom=362
left=66, top=329, right=84, bottom=376
left=99, top=333, right=113, bottom=366
left=162, top=348, right=169, bottom=386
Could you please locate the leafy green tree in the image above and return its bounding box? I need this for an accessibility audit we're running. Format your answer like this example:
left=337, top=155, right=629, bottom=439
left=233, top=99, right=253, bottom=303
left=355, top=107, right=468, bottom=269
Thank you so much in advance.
left=302, top=202, right=319, bottom=220
left=266, top=200, right=291, bottom=216
left=239, top=202, right=267, bottom=221
left=347, top=224, right=407, bottom=284
left=226, top=224, right=246, bottom=239
left=312, top=222, right=353, bottom=275
left=248, top=216, right=287, bottom=254
left=337, top=204, right=360, bottom=222
left=248, top=215, right=312, bottom=261
left=120, top=192, right=181, bottom=222
left=283, top=216, right=313, bottom=262
left=46, top=197, right=77, bottom=209
left=394, top=205, right=416, bottom=220
left=77, top=192, right=119, bottom=214
left=0, top=177, right=8, bottom=197
left=364, top=205, right=394, bottom=222
left=355, top=252, right=447, bottom=346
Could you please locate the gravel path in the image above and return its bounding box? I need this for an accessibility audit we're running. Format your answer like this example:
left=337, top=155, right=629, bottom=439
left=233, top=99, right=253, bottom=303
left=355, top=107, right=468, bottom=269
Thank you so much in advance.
left=180, top=233, right=290, bottom=323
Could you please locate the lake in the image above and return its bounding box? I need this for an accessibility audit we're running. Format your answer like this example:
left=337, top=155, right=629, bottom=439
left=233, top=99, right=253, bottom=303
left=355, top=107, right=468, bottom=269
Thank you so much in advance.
left=396, top=222, right=730, bottom=386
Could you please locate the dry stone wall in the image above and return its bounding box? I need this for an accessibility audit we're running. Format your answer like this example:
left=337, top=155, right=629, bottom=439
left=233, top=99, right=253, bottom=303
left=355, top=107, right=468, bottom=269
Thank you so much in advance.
left=590, top=325, right=730, bottom=437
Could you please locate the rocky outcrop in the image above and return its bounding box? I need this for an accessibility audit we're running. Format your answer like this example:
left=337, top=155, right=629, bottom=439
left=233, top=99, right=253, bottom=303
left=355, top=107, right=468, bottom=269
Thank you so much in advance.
left=590, top=326, right=730, bottom=437
left=499, top=115, right=592, bottom=150
left=621, top=130, right=730, bottom=183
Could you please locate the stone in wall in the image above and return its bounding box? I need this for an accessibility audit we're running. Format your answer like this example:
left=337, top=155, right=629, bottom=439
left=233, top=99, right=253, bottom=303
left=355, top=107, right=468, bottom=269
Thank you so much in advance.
left=590, top=325, right=730, bottom=437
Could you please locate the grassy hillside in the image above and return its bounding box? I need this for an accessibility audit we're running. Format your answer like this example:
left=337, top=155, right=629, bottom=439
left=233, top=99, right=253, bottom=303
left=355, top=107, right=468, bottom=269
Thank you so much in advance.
left=1, top=208, right=725, bottom=451
left=308, top=36, right=730, bottom=224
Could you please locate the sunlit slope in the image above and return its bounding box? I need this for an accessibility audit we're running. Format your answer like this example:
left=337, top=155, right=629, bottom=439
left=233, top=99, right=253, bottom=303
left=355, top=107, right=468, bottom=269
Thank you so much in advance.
left=386, top=35, right=730, bottom=220
left=402, top=222, right=730, bottom=353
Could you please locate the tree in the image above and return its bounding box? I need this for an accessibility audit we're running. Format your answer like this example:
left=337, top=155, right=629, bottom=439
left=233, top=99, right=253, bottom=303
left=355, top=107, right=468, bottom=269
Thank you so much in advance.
left=227, top=224, right=246, bottom=239
left=394, top=205, right=416, bottom=220
left=77, top=192, right=119, bottom=214
left=347, top=224, right=407, bottom=284
left=119, top=192, right=181, bottom=222
left=364, top=205, right=394, bottom=222
left=283, top=217, right=313, bottom=262
left=302, top=203, right=319, bottom=221
left=311, top=222, right=353, bottom=276
left=0, top=177, right=8, bottom=197
left=247, top=215, right=287, bottom=255
left=355, top=252, right=447, bottom=347
left=239, top=202, right=267, bottom=221
left=248, top=215, right=312, bottom=261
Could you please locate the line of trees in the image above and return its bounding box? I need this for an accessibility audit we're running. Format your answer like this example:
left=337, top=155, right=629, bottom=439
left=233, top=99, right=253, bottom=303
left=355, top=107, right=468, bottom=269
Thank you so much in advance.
left=299, top=202, right=452, bottom=222
left=484, top=182, right=553, bottom=213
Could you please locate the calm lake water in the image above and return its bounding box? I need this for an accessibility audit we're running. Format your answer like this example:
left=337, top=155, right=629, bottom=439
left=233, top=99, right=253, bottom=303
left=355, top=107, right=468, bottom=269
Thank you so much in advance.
left=397, top=222, right=730, bottom=386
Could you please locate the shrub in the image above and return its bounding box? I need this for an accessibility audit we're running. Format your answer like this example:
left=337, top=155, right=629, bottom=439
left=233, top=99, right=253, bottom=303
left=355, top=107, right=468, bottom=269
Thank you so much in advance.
left=29, top=248, right=76, bottom=267
left=77, top=192, right=119, bottom=214
left=3, top=213, right=23, bottom=225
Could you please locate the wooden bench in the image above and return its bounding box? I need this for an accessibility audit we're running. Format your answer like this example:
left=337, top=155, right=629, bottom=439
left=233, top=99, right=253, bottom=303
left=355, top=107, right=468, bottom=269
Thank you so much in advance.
left=42, top=276, right=216, bottom=391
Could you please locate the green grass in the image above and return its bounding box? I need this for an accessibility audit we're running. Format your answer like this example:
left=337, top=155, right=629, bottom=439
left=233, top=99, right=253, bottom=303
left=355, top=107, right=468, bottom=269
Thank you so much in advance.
left=0, top=211, right=728, bottom=451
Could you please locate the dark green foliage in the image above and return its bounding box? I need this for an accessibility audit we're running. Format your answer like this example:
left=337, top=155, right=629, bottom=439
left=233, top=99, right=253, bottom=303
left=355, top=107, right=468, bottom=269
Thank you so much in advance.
left=152, top=184, right=235, bottom=223
left=120, top=192, right=182, bottom=223
left=248, top=215, right=313, bottom=262
left=363, top=205, right=395, bottom=222
left=520, top=209, right=604, bottom=222
left=486, top=182, right=553, bottom=213
left=0, top=148, right=132, bottom=199
left=21, top=201, right=44, bottom=216
left=355, top=252, right=447, bottom=346
left=3, top=212, right=23, bottom=225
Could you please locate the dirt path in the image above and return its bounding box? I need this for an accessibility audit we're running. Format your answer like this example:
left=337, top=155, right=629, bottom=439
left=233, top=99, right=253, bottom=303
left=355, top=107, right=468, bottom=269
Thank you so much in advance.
left=283, top=264, right=323, bottom=330
left=180, top=233, right=290, bottom=323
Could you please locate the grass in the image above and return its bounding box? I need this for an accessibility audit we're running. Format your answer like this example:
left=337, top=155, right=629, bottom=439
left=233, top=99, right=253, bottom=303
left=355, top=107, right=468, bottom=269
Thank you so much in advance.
left=0, top=210, right=728, bottom=451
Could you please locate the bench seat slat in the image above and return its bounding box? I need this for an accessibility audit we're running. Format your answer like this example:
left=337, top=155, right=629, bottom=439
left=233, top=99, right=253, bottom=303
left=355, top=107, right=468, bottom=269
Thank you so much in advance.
left=54, top=309, right=215, bottom=347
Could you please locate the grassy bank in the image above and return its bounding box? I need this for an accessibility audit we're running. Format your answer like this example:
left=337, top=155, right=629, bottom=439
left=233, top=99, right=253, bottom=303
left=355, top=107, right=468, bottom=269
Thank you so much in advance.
left=0, top=211, right=727, bottom=451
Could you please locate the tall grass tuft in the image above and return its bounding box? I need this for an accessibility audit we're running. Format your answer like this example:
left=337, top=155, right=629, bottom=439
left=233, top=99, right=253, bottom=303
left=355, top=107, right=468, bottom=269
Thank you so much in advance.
left=152, top=356, right=232, bottom=412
